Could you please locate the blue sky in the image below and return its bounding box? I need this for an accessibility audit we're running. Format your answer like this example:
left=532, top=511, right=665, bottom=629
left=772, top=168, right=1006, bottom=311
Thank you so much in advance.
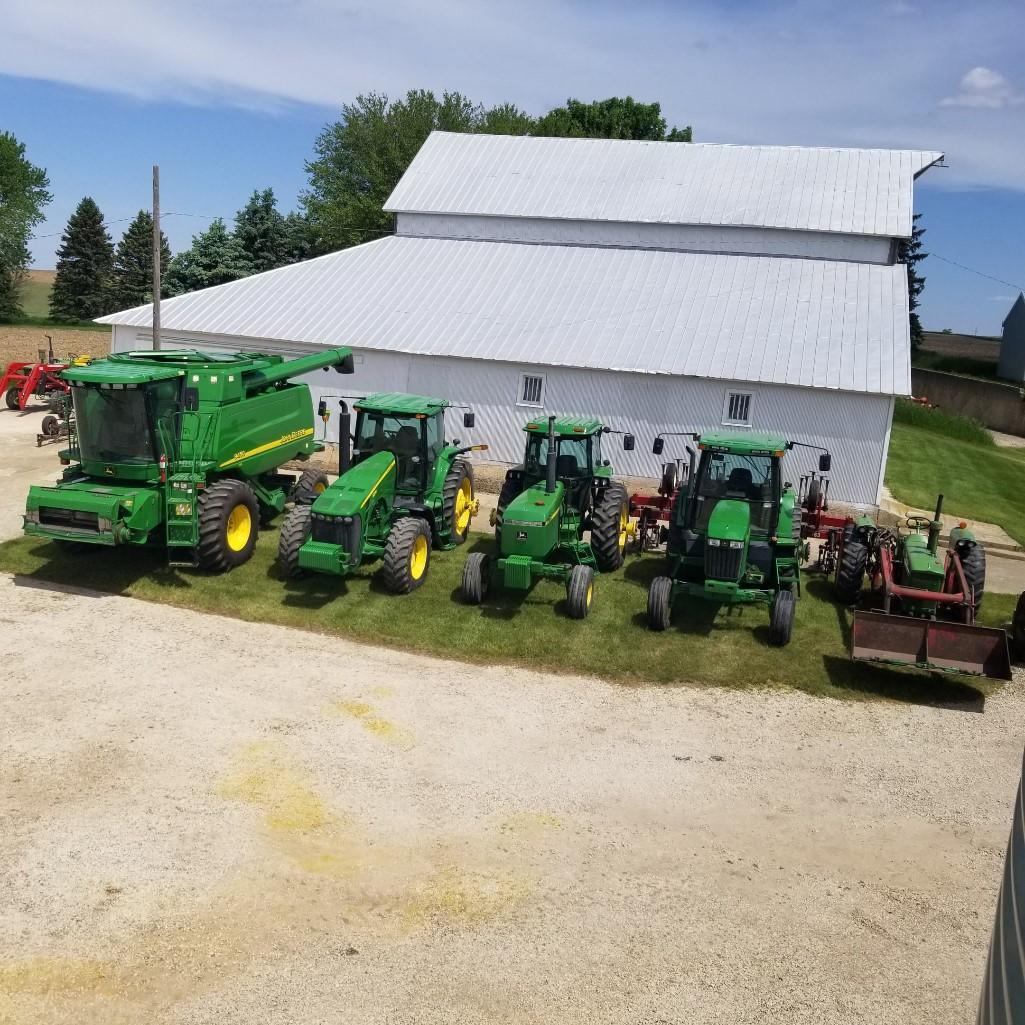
left=3, top=0, right=1024, bottom=334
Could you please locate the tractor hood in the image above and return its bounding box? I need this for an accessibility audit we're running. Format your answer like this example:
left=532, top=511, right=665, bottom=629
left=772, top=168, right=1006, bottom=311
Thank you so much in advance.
left=312, top=450, right=396, bottom=518
left=707, top=499, right=750, bottom=542
left=502, top=483, right=563, bottom=527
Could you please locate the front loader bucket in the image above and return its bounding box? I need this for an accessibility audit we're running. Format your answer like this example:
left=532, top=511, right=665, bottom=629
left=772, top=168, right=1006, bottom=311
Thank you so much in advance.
left=852, top=610, right=1012, bottom=681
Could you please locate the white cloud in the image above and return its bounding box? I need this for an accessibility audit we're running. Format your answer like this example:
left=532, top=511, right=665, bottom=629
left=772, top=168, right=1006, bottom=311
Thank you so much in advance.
left=940, top=66, right=1024, bottom=108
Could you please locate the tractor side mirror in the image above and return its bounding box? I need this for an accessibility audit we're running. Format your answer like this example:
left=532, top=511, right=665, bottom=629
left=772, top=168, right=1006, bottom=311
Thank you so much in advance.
left=335, top=353, right=355, bottom=375
left=652, top=437, right=665, bottom=455
left=463, top=411, right=475, bottom=429
left=183, top=387, right=199, bottom=412
left=819, top=453, right=831, bottom=472
left=623, top=433, right=635, bottom=451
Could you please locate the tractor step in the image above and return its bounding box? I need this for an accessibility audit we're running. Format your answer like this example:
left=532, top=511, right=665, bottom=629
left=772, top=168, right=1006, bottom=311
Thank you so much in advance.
left=851, top=610, right=1012, bottom=681
left=167, top=548, right=200, bottom=569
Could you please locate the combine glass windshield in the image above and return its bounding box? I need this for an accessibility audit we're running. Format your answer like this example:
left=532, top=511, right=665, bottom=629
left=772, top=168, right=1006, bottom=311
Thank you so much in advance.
left=693, top=451, right=777, bottom=530
left=73, top=381, right=178, bottom=465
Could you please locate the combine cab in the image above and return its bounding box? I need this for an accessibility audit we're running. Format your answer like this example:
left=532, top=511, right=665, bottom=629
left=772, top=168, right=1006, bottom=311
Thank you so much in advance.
left=837, top=496, right=1012, bottom=680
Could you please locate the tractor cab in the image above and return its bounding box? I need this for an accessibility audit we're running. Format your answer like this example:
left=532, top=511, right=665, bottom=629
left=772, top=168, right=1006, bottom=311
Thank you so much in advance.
left=520, top=416, right=610, bottom=511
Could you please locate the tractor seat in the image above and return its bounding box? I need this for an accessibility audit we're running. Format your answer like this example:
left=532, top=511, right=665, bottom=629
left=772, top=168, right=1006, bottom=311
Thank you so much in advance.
left=725, top=468, right=754, bottom=499
left=556, top=453, right=580, bottom=479
left=391, top=425, right=420, bottom=487
left=556, top=453, right=589, bottom=510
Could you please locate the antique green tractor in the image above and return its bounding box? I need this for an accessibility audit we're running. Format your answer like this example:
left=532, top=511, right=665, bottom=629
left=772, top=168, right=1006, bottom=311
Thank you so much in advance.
left=460, top=414, right=635, bottom=618
left=645, top=431, right=831, bottom=645
left=277, top=392, right=486, bottom=593
left=837, top=495, right=1011, bottom=680
left=23, top=346, right=354, bottom=570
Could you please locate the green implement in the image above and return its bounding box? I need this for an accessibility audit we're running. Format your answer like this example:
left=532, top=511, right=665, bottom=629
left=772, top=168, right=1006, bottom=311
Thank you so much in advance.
left=277, top=392, right=484, bottom=594
left=24, top=347, right=355, bottom=571
left=460, top=414, right=636, bottom=618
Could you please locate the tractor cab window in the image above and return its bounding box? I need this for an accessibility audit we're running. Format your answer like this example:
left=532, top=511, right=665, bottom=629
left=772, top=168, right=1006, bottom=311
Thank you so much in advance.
left=353, top=412, right=423, bottom=490
left=524, top=434, right=591, bottom=481
left=424, top=412, right=443, bottom=466
left=693, top=451, right=777, bottom=531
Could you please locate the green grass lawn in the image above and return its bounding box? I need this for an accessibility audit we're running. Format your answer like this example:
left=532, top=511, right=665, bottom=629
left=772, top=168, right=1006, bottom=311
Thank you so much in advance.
left=0, top=528, right=1015, bottom=704
left=885, top=402, right=1025, bottom=546
left=911, top=350, right=1001, bottom=382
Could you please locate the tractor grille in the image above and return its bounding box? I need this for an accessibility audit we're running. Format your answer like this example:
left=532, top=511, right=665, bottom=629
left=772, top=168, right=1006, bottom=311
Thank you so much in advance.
left=705, top=543, right=743, bottom=581
left=311, top=517, right=347, bottom=546
left=310, top=514, right=361, bottom=565
left=39, top=507, right=100, bottom=532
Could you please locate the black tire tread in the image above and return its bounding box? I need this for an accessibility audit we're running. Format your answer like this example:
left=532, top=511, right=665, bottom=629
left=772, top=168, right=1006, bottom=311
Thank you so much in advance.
left=591, top=480, right=629, bottom=572
left=836, top=540, right=869, bottom=604
left=381, top=517, right=431, bottom=594
left=648, top=575, right=673, bottom=631
left=442, top=460, right=474, bottom=546
left=461, top=551, right=489, bottom=605
left=1011, top=592, right=1025, bottom=661
left=960, top=542, right=987, bottom=614
left=196, top=479, right=259, bottom=573
left=5, top=386, right=21, bottom=410
left=768, top=589, right=796, bottom=646
left=291, top=467, right=329, bottom=505
left=278, top=503, right=312, bottom=578
left=566, top=564, right=595, bottom=620
left=494, top=475, right=522, bottom=544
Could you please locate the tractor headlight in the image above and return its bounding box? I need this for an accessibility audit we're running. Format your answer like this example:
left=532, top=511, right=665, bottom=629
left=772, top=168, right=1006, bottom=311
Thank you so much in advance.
left=729, top=540, right=743, bottom=549
left=708, top=538, right=721, bottom=547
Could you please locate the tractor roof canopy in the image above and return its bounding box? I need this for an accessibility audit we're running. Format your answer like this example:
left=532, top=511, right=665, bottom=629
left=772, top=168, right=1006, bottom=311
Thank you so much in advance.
left=356, top=392, right=449, bottom=417
left=524, top=415, right=604, bottom=437
left=697, top=430, right=789, bottom=455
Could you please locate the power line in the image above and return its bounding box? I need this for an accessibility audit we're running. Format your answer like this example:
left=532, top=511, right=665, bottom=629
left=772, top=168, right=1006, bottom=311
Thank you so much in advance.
left=930, top=253, right=1024, bottom=293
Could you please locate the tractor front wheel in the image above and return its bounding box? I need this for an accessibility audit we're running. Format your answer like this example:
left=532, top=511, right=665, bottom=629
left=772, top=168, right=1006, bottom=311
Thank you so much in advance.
left=278, top=503, right=313, bottom=578
left=836, top=539, right=869, bottom=604
left=959, top=542, right=987, bottom=614
left=382, top=517, right=432, bottom=594
left=648, top=576, right=673, bottom=631
left=461, top=551, right=490, bottom=605
left=197, top=479, right=260, bottom=572
left=291, top=467, right=329, bottom=505
left=591, top=481, right=630, bottom=572
left=566, top=564, right=595, bottom=619
left=443, top=460, right=475, bottom=546
left=768, top=589, right=796, bottom=646
left=5, top=386, right=21, bottom=410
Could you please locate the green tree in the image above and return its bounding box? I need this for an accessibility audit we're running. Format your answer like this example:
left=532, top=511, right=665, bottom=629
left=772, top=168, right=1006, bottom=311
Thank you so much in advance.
left=0, top=132, right=52, bottom=320
left=49, top=197, right=115, bottom=321
left=897, top=213, right=927, bottom=350
left=302, top=89, right=535, bottom=252
left=534, top=97, right=691, bottom=141
left=282, top=210, right=315, bottom=264
left=234, top=188, right=288, bottom=273
left=164, top=218, right=253, bottom=296
left=110, top=210, right=171, bottom=309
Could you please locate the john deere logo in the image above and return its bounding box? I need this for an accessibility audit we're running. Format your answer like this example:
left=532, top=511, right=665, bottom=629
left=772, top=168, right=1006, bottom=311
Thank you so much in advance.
left=516, top=530, right=528, bottom=541
left=104, top=465, right=115, bottom=475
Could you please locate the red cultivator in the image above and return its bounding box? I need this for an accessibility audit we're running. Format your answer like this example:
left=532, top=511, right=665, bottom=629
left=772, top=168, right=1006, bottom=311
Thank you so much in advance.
left=2, top=360, right=71, bottom=411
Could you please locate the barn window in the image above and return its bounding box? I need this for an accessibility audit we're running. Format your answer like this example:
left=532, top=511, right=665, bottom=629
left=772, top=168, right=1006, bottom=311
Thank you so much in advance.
left=518, top=373, right=546, bottom=407
left=722, top=390, right=753, bottom=426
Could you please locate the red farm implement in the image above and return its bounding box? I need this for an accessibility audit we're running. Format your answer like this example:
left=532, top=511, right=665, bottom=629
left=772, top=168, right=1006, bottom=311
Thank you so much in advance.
left=1, top=339, right=89, bottom=412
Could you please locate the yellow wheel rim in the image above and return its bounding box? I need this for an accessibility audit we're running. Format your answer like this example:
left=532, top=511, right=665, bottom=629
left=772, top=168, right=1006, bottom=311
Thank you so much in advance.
left=314, top=481, right=326, bottom=494
left=586, top=582, right=593, bottom=607
left=454, top=478, right=473, bottom=534
left=618, top=506, right=629, bottom=551
left=409, top=533, right=429, bottom=580
left=226, top=504, right=252, bottom=552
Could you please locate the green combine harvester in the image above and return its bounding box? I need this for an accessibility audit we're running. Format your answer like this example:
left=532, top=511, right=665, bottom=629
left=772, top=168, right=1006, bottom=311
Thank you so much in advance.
left=837, top=495, right=1011, bottom=680
left=646, top=430, right=831, bottom=645
left=277, top=392, right=486, bottom=593
left=23, top=346, right=354, bottom=570
left=460, top=414, right=634, bottom=618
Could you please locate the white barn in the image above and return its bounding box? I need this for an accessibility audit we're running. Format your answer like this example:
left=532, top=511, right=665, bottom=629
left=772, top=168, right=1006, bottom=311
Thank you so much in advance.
left=998, top=293, right=1025, bottom=383
left=100, top=133, right=943, bottom=505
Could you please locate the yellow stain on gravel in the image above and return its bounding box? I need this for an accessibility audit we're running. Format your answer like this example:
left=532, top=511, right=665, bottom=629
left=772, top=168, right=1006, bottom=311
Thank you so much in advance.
left=499, top=811, right=564, bottom=836
left=0, top=957, right=116, bottom=996
left=402, top=867, right=532, bottom=929
left=331, top=699, right=415, bottom=750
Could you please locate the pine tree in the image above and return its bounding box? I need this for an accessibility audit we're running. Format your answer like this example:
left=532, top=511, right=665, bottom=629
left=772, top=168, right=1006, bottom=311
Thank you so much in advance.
left=897, top=213, right=927, bottom=350
left=282, top=211, right=315, bottom=264
left=110, top=210, right=171, bottom=309
left=164, top=218, right=253, bottom=296
left=234, top=188, right=288, bottom=273
left=49, top=197, right=115, bottom=321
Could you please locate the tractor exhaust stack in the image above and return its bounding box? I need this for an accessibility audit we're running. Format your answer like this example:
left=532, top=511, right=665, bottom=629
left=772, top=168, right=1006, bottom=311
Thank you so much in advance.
left=928, top=494, right=944, bottom=555
left=338, top=400, right=351, bottom=476
left=545, top=415, right=557, bottom=494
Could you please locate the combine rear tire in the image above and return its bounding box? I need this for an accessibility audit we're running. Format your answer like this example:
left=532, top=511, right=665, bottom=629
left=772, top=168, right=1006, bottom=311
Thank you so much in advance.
left=442, top=460, right=475, bottom=546
left=494, top=476, right=521, bottom=544
left=836, top=540, right=869, bottom=604
left=1012, top=592, right=1025, bottom=661
left=382, top=517, right=432, bottom=594
left=566, top=564, right=595, bottom=619
left=960, top=542, right=987, bottom=613
left=591, top=481, right=630, bottom=572
left=768, top=589, right=796, bottom=646
left=461, top=552, right=490, bottom=605
left=278, top=503, right=312, bottom=578
left=648, top=576, right=673, bottom=631
left=291, top=468, right=329, bottom=505
left=197, top=479, right=260, bottom=572
left=5, top=386, right=21, bottom=410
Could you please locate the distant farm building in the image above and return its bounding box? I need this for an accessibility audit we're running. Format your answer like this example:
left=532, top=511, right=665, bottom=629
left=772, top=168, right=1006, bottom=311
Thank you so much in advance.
left=100, top=133, right=943, bottom=505
left=998, top=293, right=1025, bottom=383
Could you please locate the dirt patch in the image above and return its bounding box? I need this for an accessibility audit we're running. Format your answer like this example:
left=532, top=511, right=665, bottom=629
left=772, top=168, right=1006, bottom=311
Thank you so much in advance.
left=0, top=326, right=110, bottom=366
left=921, top=332, right=1000, bottom=361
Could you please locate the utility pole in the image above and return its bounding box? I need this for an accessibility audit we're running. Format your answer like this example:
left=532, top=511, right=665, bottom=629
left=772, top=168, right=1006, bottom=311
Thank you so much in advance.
left=152, top=164, right=161, bottom=351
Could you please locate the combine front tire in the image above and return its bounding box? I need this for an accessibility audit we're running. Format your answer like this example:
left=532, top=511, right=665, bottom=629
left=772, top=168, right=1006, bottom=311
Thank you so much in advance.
left=566, top=564, right=595, bottom=619
left=960, top=542, right=987, bottom=613
left=197, top=479, right=260, bottom=572
left=278, top=503, right=312, bottom=578
left=443, top=460, right=475, bottom=546
left=291, top=468, right=329, bottom=505
left=591, top=481, right=630, bottom=572
left=768, top=589, right=796, bottom=646
left=461, top=552, right=490, bottom=605
left=382, top=517, right=432, bottom=594
left=647, top=576, right=673, bottom=631
left=836, top=540, right=869, bottom=604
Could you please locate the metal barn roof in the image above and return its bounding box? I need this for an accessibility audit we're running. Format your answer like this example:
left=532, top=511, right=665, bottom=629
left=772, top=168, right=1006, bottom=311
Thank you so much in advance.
left=100, top=235, right=911, bottom=396
left=384, top=132, right=942, bottom=239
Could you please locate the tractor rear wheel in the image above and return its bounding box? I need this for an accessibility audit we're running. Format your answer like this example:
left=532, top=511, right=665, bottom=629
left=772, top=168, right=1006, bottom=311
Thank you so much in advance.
left=591, top=481, right=630, bottom=572
left=382, top=517, right=432, bottom=594
left=461, top=551, right=490, bottom=605
left=1012, top=592, right=1025, bottom=660
left=959, top=542, right=986, bottom=613
left=768, top=589, right=796, bottom=646
left=443, top=460, right=475, bottom=546
left=566, top=564, right=595, bottom=619
left=5, top=386, right=21, bottom=410
left=647, top=575, right=673, bottom=631
left=291, top=468, right=329, bottom=505
left=659, top=463, right=678, bottom=496
left=277, top=503, right=313, bottom=578
left=494, top=476, right=522, bottom=544
left=197, top=479, right=260, bottom=572
left=836, top=540, right=869, bottom=604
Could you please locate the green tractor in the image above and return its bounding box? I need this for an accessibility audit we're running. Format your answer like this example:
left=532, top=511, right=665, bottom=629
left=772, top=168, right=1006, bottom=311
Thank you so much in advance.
left=460, top=414, right=635, bottom=618
left=645, top=431, right=832, bottom=645
left=23, top=346, right=354, bottom=570
left=277, top=392, right=486, bottom=593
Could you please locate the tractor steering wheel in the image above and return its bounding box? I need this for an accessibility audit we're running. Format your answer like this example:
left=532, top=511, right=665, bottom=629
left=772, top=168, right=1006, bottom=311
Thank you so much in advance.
left=906, top=514, right=932, bottom=531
